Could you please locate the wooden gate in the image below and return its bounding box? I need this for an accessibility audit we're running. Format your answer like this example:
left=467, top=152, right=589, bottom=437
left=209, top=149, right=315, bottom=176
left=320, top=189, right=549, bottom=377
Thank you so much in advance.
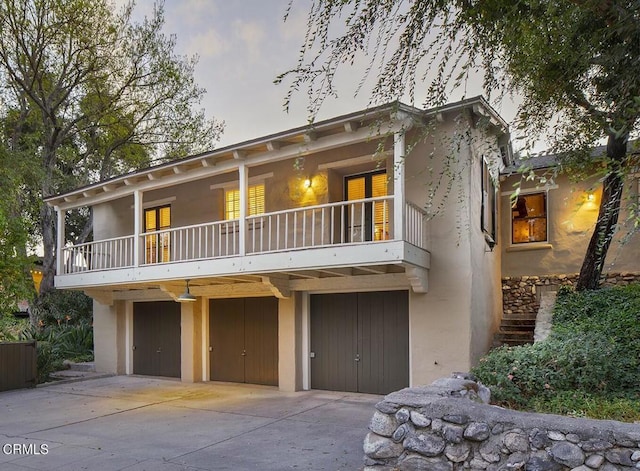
left=0, top=341, right=37, bottom=391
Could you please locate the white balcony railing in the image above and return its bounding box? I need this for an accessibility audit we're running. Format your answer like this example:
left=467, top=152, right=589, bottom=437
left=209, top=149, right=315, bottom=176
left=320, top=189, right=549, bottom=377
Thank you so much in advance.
left=59, top=197, right=428, bottom=275
left=62, top=235, right=135, bottom=274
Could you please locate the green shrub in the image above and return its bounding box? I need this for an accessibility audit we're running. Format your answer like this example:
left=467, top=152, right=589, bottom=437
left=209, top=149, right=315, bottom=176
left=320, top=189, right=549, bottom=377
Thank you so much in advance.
left=35, top=340, right=66, bottom=384
left=55, top=322, right=94, bottom=362
left=473, top=283, right=640, bottom=420
left=531, top=391, right=640, bottom=422
left=18, top=322, right=94, bottom=383
left=0, top=314, right=29, bottom=341
left=31, top=290, right=93, bottom=326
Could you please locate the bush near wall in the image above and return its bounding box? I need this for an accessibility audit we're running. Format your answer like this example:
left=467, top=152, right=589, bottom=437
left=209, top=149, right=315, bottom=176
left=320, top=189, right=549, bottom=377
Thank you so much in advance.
left=501, top=272, right=640, bottom=318
left=475, top=283, right=640, bottom=422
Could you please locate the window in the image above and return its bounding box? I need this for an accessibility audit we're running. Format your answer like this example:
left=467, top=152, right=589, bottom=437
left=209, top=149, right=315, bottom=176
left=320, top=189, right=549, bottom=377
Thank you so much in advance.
left=481, top=159, right=497, bottom=244
left=512, top=192, right=548, bottom=244
left=345, top=170, right=389, bottom=241
left=224, top=184, right=265, bottom=220
left=144, top=205, right=171, bottom=263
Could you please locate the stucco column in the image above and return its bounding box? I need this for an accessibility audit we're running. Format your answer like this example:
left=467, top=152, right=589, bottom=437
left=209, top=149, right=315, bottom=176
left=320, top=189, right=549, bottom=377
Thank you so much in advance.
left=180, top=298, right=203, bottom=383
left=278, top=293, right=302, bottom=392
left=93, top=300, right=126, bottom=375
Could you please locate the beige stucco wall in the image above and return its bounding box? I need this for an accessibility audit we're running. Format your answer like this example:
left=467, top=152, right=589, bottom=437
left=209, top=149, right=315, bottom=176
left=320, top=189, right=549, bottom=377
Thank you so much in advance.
left=403, top=116, right=504, bottom=385
left=93, top=300, right=126, bottom=374
left=93, top=195, right=134, bottom=240
left=278, top=293, right=302, bottom=392
left=501, top=173, right=640, bottom=276
left=180, top=299, right=203, bottom=383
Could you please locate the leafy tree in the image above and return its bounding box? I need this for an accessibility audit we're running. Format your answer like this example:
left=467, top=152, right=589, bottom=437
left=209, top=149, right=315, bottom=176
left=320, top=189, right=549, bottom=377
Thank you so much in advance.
left=0, top=142, right=35, bottom=317
left=280, top=0, right=640, bottom=290
left=0, top=0, right=223, bottom=298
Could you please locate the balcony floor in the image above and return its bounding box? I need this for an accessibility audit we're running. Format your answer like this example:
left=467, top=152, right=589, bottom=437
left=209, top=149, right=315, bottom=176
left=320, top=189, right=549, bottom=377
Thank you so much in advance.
left=56, top=240, right=430, bottom=296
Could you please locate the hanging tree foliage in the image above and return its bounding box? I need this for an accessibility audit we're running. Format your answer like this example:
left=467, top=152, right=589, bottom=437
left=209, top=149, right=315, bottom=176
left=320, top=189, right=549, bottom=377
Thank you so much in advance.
left=279, top=0, right=640, bottom=290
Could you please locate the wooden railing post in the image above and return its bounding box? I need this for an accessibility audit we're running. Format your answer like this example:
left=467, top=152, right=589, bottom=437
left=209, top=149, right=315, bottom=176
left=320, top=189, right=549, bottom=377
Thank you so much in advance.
left=394, top=131, right=406, bottom=241
left=134, top=190, right=141, bottom=266
left=56, top=207, right=65, bottom=275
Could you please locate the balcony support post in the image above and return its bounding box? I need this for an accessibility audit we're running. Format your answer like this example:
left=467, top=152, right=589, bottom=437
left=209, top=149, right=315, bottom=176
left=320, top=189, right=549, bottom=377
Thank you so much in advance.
left=239, top=162, right=247, bottom=256
left=134, top=190, right=142, bottom=266
left=56, top=207, right=65, bottom=275
left=393, top=131, right=406, bottom=241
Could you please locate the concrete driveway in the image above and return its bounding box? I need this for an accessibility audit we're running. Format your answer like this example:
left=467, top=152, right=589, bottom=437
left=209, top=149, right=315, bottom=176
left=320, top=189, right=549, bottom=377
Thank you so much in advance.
left=0, top=376, right=380, bottom=471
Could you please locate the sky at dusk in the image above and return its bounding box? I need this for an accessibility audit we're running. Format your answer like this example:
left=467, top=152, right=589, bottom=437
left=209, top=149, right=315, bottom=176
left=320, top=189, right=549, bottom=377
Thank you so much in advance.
left=131, top=0, right=521, bottom=149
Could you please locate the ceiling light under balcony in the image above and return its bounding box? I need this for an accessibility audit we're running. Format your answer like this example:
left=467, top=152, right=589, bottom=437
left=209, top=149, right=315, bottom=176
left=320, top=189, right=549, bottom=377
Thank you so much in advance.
left=178, top=280, right=197, bottom=302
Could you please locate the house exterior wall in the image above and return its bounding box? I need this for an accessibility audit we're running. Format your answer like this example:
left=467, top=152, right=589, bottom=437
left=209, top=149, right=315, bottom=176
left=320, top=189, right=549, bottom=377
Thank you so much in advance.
left=93, top=196, right=133, bottom=240
left=402, top=117, right=504, bottom=385
left=501, top=172, right=640, bottom=277
left=93, top=300, right=126, bottom=375
left=83, top=101, right=510, bottom=390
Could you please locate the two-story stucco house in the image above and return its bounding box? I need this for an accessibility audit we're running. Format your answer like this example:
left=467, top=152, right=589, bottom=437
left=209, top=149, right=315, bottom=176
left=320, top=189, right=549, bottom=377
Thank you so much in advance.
left=45, top=96, right=638, bottom=394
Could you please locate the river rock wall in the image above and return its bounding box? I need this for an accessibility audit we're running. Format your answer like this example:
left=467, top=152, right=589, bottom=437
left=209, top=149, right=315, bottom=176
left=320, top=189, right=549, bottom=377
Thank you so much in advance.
left=364, top=374, right=640, bottom=470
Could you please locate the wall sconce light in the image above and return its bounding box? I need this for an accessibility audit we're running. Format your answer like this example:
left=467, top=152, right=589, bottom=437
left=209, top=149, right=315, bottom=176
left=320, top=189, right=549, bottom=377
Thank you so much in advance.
left=586, top=192, right=595, bottom=202
left=303, top=178, right=312, bottom=189
left=177, top=279, right=196, bottom=302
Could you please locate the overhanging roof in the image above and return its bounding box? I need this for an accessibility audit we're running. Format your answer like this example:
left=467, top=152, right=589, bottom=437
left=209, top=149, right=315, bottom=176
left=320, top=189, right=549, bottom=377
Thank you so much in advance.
left=45, top=96, right=508, bottom=209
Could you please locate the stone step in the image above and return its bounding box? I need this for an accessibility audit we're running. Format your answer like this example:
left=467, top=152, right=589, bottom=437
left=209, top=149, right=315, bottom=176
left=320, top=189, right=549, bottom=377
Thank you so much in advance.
left=62, top=360, right=96, bottom=372
left=499, top=321, right=536, bottom=331
left=493, top=330, right=535, bottom=347
left=495, top=330, right=534, bottom=340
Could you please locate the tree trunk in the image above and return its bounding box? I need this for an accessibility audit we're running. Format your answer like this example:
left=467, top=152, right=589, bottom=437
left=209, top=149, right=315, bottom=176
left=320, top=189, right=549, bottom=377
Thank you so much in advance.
left=575, top=133, right=627, bottom=290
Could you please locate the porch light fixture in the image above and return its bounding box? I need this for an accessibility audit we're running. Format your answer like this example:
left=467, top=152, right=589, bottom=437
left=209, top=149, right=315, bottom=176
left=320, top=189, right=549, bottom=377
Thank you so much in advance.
left=303, top=177, right=312, bottom=189
left=177, top=280, right=197, bottom=302
left=586, top=192, right=595, bottom=202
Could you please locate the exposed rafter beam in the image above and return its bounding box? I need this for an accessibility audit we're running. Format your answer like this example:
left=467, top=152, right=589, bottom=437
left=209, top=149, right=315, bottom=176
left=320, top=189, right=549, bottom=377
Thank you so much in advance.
left=289, top=273, right=408, bottom=292
left=200, top=158, right=212, bottom=167
left=158, top=283, right=180, bottom=301
left=191, top=282, right=271, bottom=298
left=84, top=289, right=114, bottom=306
left=304, top=131, right=317, bottom=143
left=173, top=166, right=184, bottom=174
left=405, top=266, right=428, bottom=293
left=233, top=150, right=246, bottom=160
left=266, top=141, right=281, bottom=151
left=344, top=121, right=359, bottom=133
left=261, top=275, right=291, bottom=299
left=356, top=266, right=387, bottom=275
left=317, top=267, right=353, bottom=277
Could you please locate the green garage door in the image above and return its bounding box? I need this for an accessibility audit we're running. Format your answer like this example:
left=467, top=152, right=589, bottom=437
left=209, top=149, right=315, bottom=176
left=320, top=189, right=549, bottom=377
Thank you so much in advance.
left=310, top=291, right=409, bottom=395
left=133, top=301, right=181, bottom=378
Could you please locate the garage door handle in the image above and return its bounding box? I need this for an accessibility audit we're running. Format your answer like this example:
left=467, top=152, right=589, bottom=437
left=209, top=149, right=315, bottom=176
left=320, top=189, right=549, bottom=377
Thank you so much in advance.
left=156, top=348, right=162, bottom=353
left=354, top=354, right=360, bottom=362
left=241, top=350, right=246, bottom=356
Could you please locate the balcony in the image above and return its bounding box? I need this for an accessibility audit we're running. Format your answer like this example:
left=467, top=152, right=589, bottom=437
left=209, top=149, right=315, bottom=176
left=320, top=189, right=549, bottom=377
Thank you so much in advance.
left=56, top=197, right=430, bottom=289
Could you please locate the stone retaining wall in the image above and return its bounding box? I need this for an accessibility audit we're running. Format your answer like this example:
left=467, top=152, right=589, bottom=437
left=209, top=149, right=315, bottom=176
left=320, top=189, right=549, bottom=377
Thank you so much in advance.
left=364, top=374, right=640, bottom=470
left=502, top=272, right=640, bottom=317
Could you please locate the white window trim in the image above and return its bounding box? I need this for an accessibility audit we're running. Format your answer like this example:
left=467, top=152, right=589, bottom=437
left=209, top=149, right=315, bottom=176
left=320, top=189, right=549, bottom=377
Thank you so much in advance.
left=509, top=188, right=551, bottom=247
